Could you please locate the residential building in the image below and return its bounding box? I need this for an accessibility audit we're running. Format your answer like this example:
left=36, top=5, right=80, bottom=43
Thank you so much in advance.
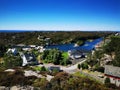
left=68, top=50, right=86, bottom=59
left=7, top=48, right=18, bottom=55
left=20, top=53, right=38, bottom=66
left=104, top=65, right=120, bottom=87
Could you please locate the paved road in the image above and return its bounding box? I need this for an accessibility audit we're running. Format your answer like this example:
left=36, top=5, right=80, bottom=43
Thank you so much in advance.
left=41, top=58, right=87, bottom=74
left=62, top=59, right=86, bottom=73
left=39, top=59, right=105, bottom=83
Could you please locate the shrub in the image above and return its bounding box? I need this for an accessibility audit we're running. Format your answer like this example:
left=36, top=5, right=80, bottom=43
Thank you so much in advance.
left=41, top=66, right=47, bottom=71
left=33, top=78, right=49, bottom=89
left=33, top=66, right=41, bottom=71
left=78, top=64, right=81, bottom=69
left=0, top=70, right=37, bottom=86
left=81, top=63, right=88, bottom=69
left=94, top=66, right=105, bottom=73
left=105, top=77, right=110, bottom=84
left=3, top=54, right=22, bottom=68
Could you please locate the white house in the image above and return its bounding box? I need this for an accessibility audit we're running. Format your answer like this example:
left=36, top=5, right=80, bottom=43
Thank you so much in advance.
left=68, top=50, right=86, bottom=59
left=104, top=65, right=120, bottom=87
left=20, top=53, right=38, bottom=66
left=39, top=46, right=46, bottom=53
left=16, top=44, right=26, bottom=47
left=22, top=47, right=31, bottom=51
left=7, top=48, right=18, bottom=55
left=115, top=33, right=120, bottom=36
left=35, top=46, right=43, bottom=50
left=29, top=45, right=37, bottom=48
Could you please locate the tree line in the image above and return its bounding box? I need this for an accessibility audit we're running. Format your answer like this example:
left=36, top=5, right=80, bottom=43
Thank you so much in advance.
left=41, top=49, right=71, bottom=65
left=104, top=36, right=120, bottom=67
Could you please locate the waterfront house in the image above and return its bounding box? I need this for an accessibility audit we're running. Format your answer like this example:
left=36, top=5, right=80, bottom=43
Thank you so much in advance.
left=15, top=44, right=26, bottom=48
left=7, top=48, right=18, bottom=55
left=29, top=45, right=37, bottom=48
left=68, top=50, right=86, bottom=59
left=20, top=53, right=38, bottom=66
left=22, top=47, right=31, bottom=51
left=104, top=65, right=120, bottom=87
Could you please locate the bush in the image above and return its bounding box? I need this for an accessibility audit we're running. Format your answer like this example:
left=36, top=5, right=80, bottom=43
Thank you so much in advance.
left=33, top=66, right=47, bottom=72
left=41, top=66, right=47, bottom=71
left=94, top=66, right=105, bottom=73
left=33, top=78, right=49, bottom=88
left=0, top=45, right=7, bottom=57
left=81, top=63, right=88, bottom=69
left=78, top=64, right=81, bottom=69
left=42, top=49, right=71, bottom=65
left=3, top=54, right=22, bottom=68
left=33, top=66, right=41, bottom=71
left=0, top=70, right=37, bottom=86
left=105, top=77, right=110, bottom=84
left=76, top=40, right=84, bottom=46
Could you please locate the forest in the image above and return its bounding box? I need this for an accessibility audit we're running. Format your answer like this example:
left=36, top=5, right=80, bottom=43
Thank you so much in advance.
left=0, top=31, right=113, bottom=45
left=104, top=36, right=120, bottom=67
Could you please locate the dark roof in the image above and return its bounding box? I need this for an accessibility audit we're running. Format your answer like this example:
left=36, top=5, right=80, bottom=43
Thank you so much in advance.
left=24, top=53, right=36, bottom=62
left=105, top=65, right=120, bottom=78
left=69, top=49, right=89, bottom=56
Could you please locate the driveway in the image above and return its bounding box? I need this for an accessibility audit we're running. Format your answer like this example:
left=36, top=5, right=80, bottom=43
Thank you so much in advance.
left=41, top=58, right=87, bottom=74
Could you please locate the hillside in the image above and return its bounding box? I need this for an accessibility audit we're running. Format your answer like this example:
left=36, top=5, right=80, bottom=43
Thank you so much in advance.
left=0, top=31, right=112, bottom=45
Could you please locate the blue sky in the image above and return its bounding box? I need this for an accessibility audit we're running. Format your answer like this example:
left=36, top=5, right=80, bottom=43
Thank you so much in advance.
left=0, top=0, right=120, bottom=31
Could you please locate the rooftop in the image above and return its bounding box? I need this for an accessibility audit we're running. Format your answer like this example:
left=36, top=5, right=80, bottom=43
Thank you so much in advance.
left=105, top=65, right=120, bottom=78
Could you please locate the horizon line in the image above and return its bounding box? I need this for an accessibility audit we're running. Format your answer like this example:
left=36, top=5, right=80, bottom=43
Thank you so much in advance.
left=0, top=29, right=119, bottom=31
left=0, top=30, right=120, bottom=32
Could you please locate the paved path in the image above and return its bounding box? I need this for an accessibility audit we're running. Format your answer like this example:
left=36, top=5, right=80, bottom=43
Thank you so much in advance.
left=41, top=58, right=87, bottom=74
left=39, top=59, right=105, bottom=83
left=62, top=59, right=86, bottom=73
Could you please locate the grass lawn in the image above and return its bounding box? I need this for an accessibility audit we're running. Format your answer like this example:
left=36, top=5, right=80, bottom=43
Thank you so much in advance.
left=73, top=72, right=86, bottom=78
left=62, top=52, right=69, bottom=59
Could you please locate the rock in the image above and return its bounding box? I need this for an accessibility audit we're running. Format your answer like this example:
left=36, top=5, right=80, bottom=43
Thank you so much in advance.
left=0, top=86, right=34, bottom=90
left=46, top=75, right=54, bottom=81
left=24, top=70, right=43, bottom=78
left=4, top=69, right=15, bottom=72
left=0, top=86, right=6, bottom=90
left=10, top=86, right=18, bottom=90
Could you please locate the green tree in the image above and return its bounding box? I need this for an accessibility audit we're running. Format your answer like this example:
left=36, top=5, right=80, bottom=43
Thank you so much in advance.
left=104, top=36, right=120, bottom=67
left=81, top=63, right=88, bottom=69
left=113, top=50, right=120, bottom=67
left=33, top=78, right=49, bottom=89
left=41, top=66, right=47, bottom=71
left=42, top=49, right=71, bottom=65
left=94, top=50, right=104, bottom=60
left=94, top=66, right=104, bottom=73
left=105, top=77, right=110, bottom=85
left=78, top=64, right=81, bottom=69
left=0, top=45, right=7, bottom=57
left=3, top=54, right=22, bottom=68
left=104, top=36, right=120, bottom=55
left=42, top=50, right=49, bottom=60
left=76, top=40, right=84, bottom=46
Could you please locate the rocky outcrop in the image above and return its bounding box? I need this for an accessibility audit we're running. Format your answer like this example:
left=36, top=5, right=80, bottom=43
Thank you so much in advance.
left=0, top=86, right=34, bottom=90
